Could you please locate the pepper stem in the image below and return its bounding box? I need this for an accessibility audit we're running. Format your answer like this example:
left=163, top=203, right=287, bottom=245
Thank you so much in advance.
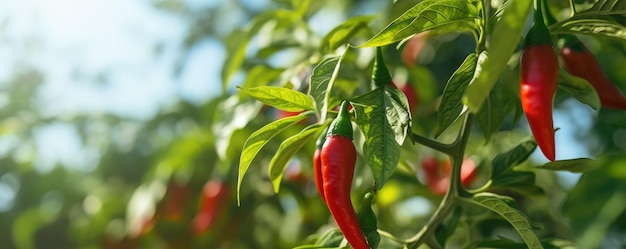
left=524, top=0, right=553, bottom=47
left=327, top=101, right=353, bottom=139
left=541, top=0, right=557, bottom=26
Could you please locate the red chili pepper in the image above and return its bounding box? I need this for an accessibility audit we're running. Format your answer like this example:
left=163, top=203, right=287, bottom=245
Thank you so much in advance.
left=559, top=35, right=626, bottom=110
left=192, top=180, right=230, bottom=235
left=158, top=181, right=190, bottom=221
left=321, top=101, right=369, bottom=249
left=520, top=0, right=558, bottom=161
left=397, top=82, right=419, bottom=114
left=276, top=109, right=303, bottom=119
left=445, top=158, right=478, bottom=188
left=401, top=31, right=429, bottom=67
left=421, top=155, right=446, bottom=195
left=313, top=126, right=329, bottom=202
left=421, top=156, right=478, bottom=196
left=275, top=109, right=307, bottom=125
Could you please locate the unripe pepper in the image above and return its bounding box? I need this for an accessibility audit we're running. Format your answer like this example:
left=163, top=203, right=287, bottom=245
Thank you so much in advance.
left=372, top=47, right=392, bottom=89
left=321, top=101, right=369, bottom=249
left=357, top=192, right=380, bottom=249
left=559, top=35, right=626, bottom=110
left=374, top=47, right=416, bottom=114
left=313, top=126, right=329, bottom=202
left=520, top=0, right=558, bottom=161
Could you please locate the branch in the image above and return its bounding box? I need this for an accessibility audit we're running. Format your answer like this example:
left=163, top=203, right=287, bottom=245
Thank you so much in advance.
left=411, top=133, right=453, bottom=154
left=404, top=113, right=475, bottom=248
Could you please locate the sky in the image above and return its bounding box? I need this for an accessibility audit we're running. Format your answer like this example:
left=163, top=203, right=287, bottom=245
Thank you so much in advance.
left=0, top=0, right=231, bottom=173
left=0, top=0, right=226, bottom=118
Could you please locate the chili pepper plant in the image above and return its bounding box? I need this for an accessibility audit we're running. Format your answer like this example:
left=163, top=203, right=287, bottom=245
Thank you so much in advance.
left=231, top=0, right=626, bottom=248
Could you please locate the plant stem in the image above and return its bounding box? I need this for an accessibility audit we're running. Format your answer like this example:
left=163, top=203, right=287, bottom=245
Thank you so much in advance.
left=477, top=0, right=488, bottom=52
left=405, top=113, right=474, bottom=248
left=467, top=180, right=492, bottom=195
left=449, top=113, right=474, bottom=197
left=378, top=229, right=404, bottom=243
left=411, top=133, right=452, bottom=154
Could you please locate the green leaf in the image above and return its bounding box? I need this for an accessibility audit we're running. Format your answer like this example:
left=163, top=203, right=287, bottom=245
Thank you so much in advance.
left=315, top=228, right=345, bottom=247
left=322, top=15, right=374, bottom=51
left=471, top=237, right=535, bottom=249
left=309, top=54, right=346, bottom=121
left=464, top=193, right=543, bottom=249
left=256, top=40, right=301, bottom=59
left=238, top=86, right=314, bottom=112
left=237, top=114, right=307, bottom=204
left=551, top=19, right=626, bottom=41
left=472, top=237, right=577, bottom=249
left=222, top=29, right=249, bottom=91
left=359, top=0, right=480, bottom=47
left=364, top=232, right=380, bottom=249
left=476, top=78, right=519, bottom=141
left=13, top=208, right=57, bottom=249
left=464, top=0, right=532, bottom=112
left=242, top=65, right=285, bottom=88
left=541, top=239, right=577, bottom=249
left=435, top=206, right=463, bottom=247
left=563, top=155, right=626, bottom=248
left=435, top=53, right=478, bottom=138
left=292, top=245, right=342, bottom=249
left=269, top=124, right=322, bottom=192
left=572, top=0, right=626, bottom=18
left=488, top=140, right=542, bottom=196
left=352, top=86, right=411, bottom=189
left=491, top=171, right=544, bottom=196
left=222, top=9, right=297, bottom=89
left=213, top=96, right=264, bottom=159
left=558, top=70, right=601, bottom=110
left=491, top=140, right=537, bottom=179
left=290, top=0, right=311, bottom=17
left=247, top=9, right=297, bottom=36
left=539, top=158, right=595, bottom=173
